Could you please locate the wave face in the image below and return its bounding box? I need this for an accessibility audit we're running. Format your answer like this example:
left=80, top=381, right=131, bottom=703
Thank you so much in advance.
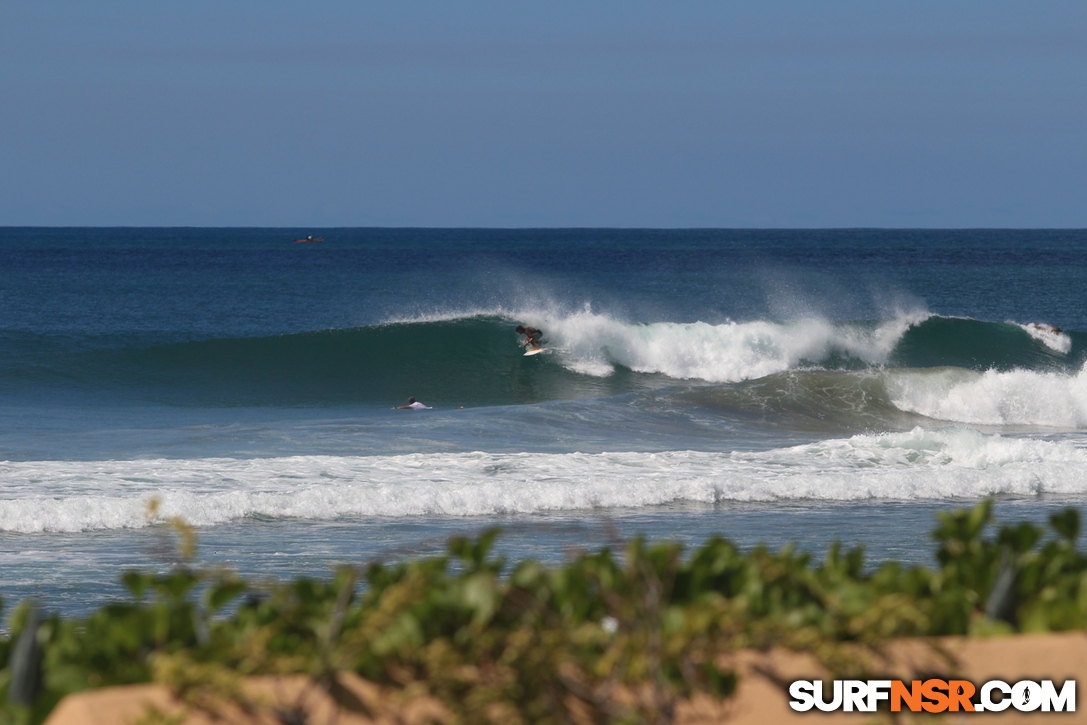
left=676, top=365, right=1087, bottom=434
left=3, top=427, right=1085, bottom=533
left=4, top=311, right=1082, bottom=411
left=889, top=316, right=1079, bottom=371
left=677, top=370, right=925, bottom=434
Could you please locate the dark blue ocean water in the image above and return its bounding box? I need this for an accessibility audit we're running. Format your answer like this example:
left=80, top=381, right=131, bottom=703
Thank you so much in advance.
left=2, top=228, right=1086, bottom=613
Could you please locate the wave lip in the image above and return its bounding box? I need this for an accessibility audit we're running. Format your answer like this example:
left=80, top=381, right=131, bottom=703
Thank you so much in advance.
left=3, top=427, right=1086, bottom=532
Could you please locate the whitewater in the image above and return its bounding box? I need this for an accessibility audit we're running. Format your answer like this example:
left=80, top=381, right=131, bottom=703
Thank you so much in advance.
left=4, top=428, right=1087, bottom=535
left=476, top=306, right=928, bottom=381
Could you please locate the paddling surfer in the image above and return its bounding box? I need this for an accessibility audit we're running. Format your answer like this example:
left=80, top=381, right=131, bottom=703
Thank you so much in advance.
left=393, top=397, right=432, bottom=410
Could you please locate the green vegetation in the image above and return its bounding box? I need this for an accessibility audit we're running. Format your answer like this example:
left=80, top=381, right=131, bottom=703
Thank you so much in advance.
left=2, top=501, right=1087, bottom=724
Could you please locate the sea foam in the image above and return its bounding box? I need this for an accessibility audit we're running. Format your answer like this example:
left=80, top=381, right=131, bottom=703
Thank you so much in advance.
left=2, top=427, right=1084, bottom=533
left=888, top=365, right=1087, bottom=428
left=1017, top=322, right=1072, bottom=354
left=521, top=308, right=928, bottom=382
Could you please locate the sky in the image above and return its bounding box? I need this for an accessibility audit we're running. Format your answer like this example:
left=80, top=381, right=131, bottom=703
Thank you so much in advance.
left=2, top=1, right=1085, bottom=228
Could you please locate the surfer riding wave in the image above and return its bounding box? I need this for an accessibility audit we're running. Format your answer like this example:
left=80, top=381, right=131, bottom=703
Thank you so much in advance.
left=516, top=325, right=543, bottom=351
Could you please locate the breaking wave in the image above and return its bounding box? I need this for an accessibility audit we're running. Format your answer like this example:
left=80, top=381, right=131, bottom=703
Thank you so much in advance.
left=2, top=428, right=1085, bottom=532
left=3, top=309, right=1080, bottom=409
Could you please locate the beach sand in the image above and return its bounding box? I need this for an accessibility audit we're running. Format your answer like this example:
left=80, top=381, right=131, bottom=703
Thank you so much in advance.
left=45, top=631, right=1087, bottom=724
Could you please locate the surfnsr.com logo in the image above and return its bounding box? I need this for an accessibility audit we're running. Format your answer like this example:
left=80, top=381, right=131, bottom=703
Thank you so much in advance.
left=789, top=679, right=1075, bottom=713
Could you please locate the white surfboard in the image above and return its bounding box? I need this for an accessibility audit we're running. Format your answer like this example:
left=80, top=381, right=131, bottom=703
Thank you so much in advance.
left=523, top=347, right=546, bottom=356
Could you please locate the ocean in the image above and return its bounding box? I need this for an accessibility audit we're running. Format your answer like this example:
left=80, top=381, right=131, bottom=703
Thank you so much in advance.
left=2, top=228, right=1086, bottom=615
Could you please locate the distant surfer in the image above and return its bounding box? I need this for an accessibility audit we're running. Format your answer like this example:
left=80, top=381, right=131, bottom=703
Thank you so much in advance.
left=516, top=325, right=543, bottom=351
left=393, top=397, right=432, bottom=410
left=1031, top=323, right=1063, bottom=334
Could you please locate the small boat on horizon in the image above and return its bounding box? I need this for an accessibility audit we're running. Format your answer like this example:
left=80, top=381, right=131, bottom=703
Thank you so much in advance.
left=293, top=236, right=324, bottom=243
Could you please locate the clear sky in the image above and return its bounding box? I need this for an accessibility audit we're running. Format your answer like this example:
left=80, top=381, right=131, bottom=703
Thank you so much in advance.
left=2, top=1, right=1085, bottom=227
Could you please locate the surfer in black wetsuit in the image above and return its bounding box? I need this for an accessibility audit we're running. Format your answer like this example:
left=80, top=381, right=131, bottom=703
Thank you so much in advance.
left=515, top=325, right=543, bottom=350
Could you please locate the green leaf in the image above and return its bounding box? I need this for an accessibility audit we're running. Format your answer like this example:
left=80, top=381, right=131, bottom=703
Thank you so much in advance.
left=998, top=522, right=1042, bottom=555
left=1050, top=508, right=1080, bottom=542
left=121, top=571, right=153, bottom=600
left=206, top=580, right=247, bottom=612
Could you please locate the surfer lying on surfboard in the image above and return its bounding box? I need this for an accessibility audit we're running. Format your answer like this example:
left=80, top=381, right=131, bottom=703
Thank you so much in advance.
left=516, top=325, right=543, bottom=351
left=393, top=397, right=432, bottom=410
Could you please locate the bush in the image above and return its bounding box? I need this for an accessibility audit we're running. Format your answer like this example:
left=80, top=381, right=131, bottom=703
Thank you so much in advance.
left=1, top=501, right=1085, bottom=724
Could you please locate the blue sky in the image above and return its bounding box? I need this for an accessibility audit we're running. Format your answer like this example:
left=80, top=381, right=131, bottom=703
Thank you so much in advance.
left=2, top=1, right=1085, bottom=227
